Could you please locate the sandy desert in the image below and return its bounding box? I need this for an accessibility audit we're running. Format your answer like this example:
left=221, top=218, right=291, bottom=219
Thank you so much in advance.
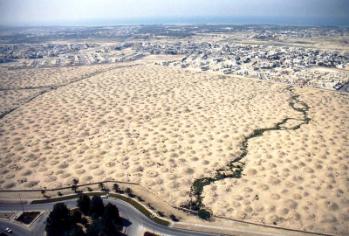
left=0, top=61, right=348, bottom=234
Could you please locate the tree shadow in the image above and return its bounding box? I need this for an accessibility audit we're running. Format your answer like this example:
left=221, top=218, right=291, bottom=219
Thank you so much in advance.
left=121, top=217, right=132, bottom=227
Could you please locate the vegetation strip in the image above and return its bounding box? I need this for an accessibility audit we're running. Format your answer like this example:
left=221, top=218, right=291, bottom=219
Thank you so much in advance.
left=183, top=86, right=311, bottom=215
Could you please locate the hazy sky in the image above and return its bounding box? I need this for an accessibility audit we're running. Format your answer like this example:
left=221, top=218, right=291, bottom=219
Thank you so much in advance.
left=1, top=0, right=349, bottom=26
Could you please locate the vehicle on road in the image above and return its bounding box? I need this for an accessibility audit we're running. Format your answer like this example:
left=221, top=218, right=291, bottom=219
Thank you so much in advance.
left=4, top=227, right=12, bottom=233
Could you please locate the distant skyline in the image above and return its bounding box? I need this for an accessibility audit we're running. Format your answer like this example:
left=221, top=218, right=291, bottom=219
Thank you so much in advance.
left=1, top=0, right=349, bottom=26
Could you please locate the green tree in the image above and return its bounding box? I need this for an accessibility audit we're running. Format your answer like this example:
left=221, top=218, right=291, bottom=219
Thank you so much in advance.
left=69, top=225, right=85, bottom=236
left=77, top=194, right=91, bottom=215
left=90, top=196, right=104, bottom=218
left=72, top=210, right=82, bottom=224
left=86, top=219, right=102, bottom=236
left=102, top=203, right=122, bottom=234
left=46, top=203, right=72, bottom=236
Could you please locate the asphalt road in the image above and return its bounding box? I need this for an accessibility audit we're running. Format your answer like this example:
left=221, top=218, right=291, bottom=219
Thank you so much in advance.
left=0, top=197, right=217, bottom=236
left=0, top=220, right=28, bottom=236
left=339, top=82, right=349, bottom=93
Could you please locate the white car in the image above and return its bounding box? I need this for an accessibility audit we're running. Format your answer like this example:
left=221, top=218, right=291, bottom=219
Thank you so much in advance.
left=5, top=227, right=12, bottom=233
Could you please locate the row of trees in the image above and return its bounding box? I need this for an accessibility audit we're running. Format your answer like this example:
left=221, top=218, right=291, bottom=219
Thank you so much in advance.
left=46, top=195, right=124, bottom=236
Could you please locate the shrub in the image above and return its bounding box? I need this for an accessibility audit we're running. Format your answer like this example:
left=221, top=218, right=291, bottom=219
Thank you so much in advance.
left=72, top=179, right=79, bottom=193
left=169, top=214, right=179, bottom=222
left=112, top=183, right=120, bottom=193
left=198, top=209, right=211, bottom=220
left=125, top=188, right=135, bottom=197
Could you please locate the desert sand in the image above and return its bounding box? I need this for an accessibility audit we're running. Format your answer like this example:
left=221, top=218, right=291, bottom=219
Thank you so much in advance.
left=0, top=65, right=118, bottom=89
left=202, top=87, right=349, bottom=234
left=0, top=63, right=348, bottom=235
left=0, top=64, right=131, bottom=117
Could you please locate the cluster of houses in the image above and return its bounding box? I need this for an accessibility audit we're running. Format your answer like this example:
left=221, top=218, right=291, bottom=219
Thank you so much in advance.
left=139, top=41, right=348, bottom=90
left=0, top=43, right=96, bottom=60
left=0, top=43, right=143, bottom=68
left=1, top=25, right=348, bottom=90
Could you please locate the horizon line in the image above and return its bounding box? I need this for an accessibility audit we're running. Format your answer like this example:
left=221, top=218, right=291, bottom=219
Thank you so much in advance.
left=1, top=16, right=349, bottom=28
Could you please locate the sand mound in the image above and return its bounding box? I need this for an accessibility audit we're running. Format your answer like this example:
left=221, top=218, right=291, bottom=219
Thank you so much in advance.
left=0, top=89, right=46, bottom=117
left=0, top=64, right=348, bottom=235
left=0, top=64, right=115, bottom=89
left=202, top=88, right=349, bottom=234
left=0, top=64, right=122, bottom=118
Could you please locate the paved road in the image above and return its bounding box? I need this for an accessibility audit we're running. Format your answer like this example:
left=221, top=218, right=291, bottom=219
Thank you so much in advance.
left=0, top=197, right=217, bottom=236
left=339, top=82, right=349, bottom=93
left=0, top=220, right=28, bottom=236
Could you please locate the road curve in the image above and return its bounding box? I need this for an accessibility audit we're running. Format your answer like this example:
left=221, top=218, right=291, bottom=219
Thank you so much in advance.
left=0, top=197, right=217, bottom=236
